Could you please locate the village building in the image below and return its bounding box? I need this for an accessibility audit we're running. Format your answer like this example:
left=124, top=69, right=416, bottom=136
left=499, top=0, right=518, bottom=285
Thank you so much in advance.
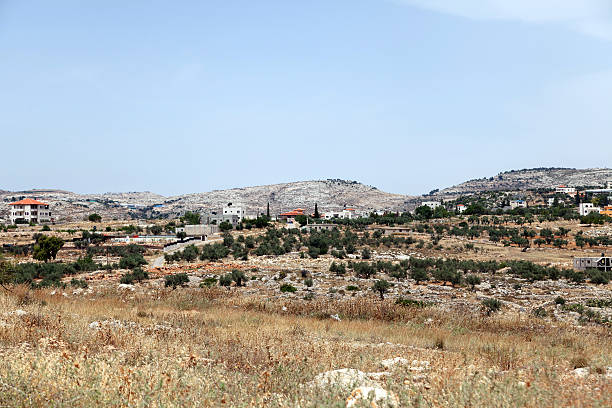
left=456, top=204, right=467, bottom=213
left=579, top=203, right=601, bottom=216
left=301, top=223, right=337, bottom=232
left=574, top=256, right=612, bottom=272
left=510, top=200, right=527, bottom=209
left=9, top=198, right=53, bottom=224
left=277, top=208, right=305, bottom=220
left=555, top=185, right=577, bottom=195
left=601, top=206, right=612, bottom=217
left=323, top=208, right=356, bottom=220
left=421, top=201, right=441, bottom=209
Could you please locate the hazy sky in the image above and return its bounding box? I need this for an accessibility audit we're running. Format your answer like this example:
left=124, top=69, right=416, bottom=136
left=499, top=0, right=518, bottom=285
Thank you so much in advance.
left=1, top=1, right=611, bottom=196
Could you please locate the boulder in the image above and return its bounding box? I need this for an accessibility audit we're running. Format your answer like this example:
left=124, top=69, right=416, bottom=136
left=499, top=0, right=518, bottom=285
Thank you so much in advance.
left=345, top=386, right=399, bottom=408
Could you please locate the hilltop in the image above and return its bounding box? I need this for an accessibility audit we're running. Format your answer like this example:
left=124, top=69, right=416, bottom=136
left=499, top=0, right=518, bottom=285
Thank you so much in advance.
left=0, top=179, right=413, bottom=222
left=435, top=168, right=612, bottom=196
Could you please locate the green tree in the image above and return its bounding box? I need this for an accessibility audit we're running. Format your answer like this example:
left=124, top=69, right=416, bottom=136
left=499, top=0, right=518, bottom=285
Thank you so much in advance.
left=176, top=231, right=187, bottom=240
left=314, top=203, right=320, bottom=219
left=219, top=221, right=233, bottom=231
left=88, top=213, right=102, bottom=222
left=266, top=202, right=270, bottom=218
left=231, top=269, right=247, bottom=286
left=466, top=274, right=481, bottom=290
left=182, top=211, right=201, bottom=225
left=219, top=274, right=233, bottom=287
left=32, top=235, right=64, bottom=262
left=150, top=225, right=163, bottom=235
left=372, top=279, right=391, bottom=300
left=411, top=268, right=429, bottom=284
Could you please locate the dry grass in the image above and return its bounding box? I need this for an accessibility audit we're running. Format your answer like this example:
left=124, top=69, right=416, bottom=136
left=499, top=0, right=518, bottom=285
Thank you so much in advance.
left=0, top=286, right=611, bottom=407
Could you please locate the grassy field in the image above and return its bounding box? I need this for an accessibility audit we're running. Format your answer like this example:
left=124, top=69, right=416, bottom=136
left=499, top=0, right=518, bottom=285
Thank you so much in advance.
left=2, top=285, right=612, bottom=407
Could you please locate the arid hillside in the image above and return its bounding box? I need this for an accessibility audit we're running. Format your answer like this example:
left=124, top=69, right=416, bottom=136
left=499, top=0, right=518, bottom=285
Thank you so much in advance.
left=437, top=168, right=612, bottom=196
left=0, top=180, right=413, bottom=222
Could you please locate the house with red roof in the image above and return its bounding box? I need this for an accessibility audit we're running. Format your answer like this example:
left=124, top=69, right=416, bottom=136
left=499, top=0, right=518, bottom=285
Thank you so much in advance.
left=8, top=198, right=53, bottom=224
left=277, top=208, right=305, bottom=220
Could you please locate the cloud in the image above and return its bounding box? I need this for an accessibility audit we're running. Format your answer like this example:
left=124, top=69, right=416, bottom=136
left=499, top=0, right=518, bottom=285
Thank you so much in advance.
left=394, top=0, right=612, bottom=40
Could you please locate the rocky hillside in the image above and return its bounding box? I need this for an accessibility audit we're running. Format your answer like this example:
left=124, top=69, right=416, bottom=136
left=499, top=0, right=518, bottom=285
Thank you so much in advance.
left=0, top=180, right=413, bottom=222
left=436, top=168, right=612, bottom=196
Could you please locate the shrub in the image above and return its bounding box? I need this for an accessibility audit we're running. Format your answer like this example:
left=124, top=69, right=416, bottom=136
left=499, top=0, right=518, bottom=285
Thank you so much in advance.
left=396, top=297, right=427, bottom=308
left=41, top=225, right=51, bottom=231
left=346, top=285, right=360, bottom=291
left=119, top=253, right=147, bottom=269
left=465, top=274, right=481, bottom=290
left=70, top=278, right=88, bottom=288
left=372, top=279, right=391, bottom=299
left=201, top=277, right=218, bottom=287
left=532, top=307, right=547, bottom=318
left=280, top=283, right=297, bottom=293
left=411, top=268, right=429, bottom=284
left=231, top=269, right=247, bottom=286
left=361, top=248, right=371, bottom=260
left=304, top=277, right=313, bottom=287
left=482, top=298, right=502, bottom=315
left=219, top=274, right=233, bottom=287
left=555, top=296, right=566, bottom=305
left=165, top=273, right=189, bottom=288
left=120, top=267, right=149, bottom=284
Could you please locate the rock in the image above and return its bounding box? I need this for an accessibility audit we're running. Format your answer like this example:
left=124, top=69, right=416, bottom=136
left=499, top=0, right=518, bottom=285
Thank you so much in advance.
left=367, top=372, right=391, bottom=381
left=89, top=321, right=101, bottom=330
left=345, top=386, right=399, bottom=408
left=311, top=368, right=376, bottom=390
left=380, top=357, right=410, bottom=370
left=573, top=367, right=590, bottom=378
left=118, top=284, right=135, bottom=291
left=330, top=314, right=341, bottom=322
left=12, top=309, right=27, bottom=317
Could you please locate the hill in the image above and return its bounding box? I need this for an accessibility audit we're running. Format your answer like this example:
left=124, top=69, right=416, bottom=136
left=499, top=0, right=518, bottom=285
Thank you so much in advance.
left=0, top=180, right=413, bottom=222
left=436, top=168, right=612, bottom=196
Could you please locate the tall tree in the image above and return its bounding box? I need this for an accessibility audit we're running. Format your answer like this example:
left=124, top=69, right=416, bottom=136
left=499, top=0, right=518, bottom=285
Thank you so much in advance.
left=33, top=235, right=64, bottom=262
left=314, top=203, right=320, bottom=219
left=266, top=202, right=270, bottom=218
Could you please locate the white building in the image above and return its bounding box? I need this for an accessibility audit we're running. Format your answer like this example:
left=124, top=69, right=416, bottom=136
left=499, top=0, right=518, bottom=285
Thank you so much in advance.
left=223, top=203, right=244, bottom=221
left=579, top=203, right=601, bottom=216
left=421, top=201, right=441, bottom=209
left=323, top=208, right=357, bottom=220
left=9, top=199, right=52, bottom=224
left=510, top=200, right=527, bottom=209
left=555, top=185, right=576, bottom=195
left=456, top=204, right=467, bottom=214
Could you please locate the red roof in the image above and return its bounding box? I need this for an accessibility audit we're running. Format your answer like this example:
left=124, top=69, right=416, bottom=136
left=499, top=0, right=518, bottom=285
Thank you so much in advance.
left=9, top=198, right=48, bottom=206
left=280, top=208, right=305, bottom=216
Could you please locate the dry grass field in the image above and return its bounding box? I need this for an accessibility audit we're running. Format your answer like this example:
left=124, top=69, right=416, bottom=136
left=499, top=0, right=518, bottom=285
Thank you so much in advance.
left=2, top=284, right=612, bottom=407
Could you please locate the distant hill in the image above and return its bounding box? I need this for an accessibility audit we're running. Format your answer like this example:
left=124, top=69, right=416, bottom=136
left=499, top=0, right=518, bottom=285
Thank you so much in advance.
left=436, top=168, right=612, bottom=195
left=0, top=180, right=414, bottom=221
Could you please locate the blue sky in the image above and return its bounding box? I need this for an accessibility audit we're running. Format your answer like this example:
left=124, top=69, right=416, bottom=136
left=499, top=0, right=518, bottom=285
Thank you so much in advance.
left=1, top=1, right=611, bottom=196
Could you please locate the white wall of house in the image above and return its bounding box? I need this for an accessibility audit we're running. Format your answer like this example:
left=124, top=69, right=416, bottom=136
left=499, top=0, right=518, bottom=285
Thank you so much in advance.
left=579, top=203, right=601, bottom=216
left=9, top=204, right=52, bottom=224
left=421, top=201, right=441, bottom=209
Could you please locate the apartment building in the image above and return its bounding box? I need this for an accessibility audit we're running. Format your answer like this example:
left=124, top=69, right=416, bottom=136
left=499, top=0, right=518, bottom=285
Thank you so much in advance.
left=9, top=198, right=52, bottom=224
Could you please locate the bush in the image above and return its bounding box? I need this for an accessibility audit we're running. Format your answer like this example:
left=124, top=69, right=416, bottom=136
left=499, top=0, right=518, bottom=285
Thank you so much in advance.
left=219, top=274, right=233, bottom=287
left=120, top=267, right=149, bottom=284
left=119, top=253, right=147, bottom=269
left=304, top=277, right=313, bottom=287
left=200, top=277, right=218, bottom=287
left=555, top=296, right=566, bottom=305
left=165, top=273, right=189, bottom=288
left=396, top=297, right=427, bottom=308
left=410, top=268, right=429, bottom=284
left=280, top=283, right=297, bottom=293
left=466, top=274, right=481, bottom=290
left=482, top=298, right=502, bottom=315
left=361, top=248, right=371, bottom=260
left=231, top=269, right=247, bottom=286
left=41, top=225, right=51, bottom=231
left=346, top=285, right=360, bottom=291
left=372, top=279, right=391, bottom=299
left=70, top=278, right=88, bottom=288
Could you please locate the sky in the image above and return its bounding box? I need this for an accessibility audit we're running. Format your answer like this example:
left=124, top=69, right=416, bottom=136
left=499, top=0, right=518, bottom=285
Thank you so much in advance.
left=1, top=0, right=611, bottom=196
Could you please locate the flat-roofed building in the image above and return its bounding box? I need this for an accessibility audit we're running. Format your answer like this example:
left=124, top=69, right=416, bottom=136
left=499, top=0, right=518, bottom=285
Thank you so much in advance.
left=574, top=256, right=612, bottom=272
